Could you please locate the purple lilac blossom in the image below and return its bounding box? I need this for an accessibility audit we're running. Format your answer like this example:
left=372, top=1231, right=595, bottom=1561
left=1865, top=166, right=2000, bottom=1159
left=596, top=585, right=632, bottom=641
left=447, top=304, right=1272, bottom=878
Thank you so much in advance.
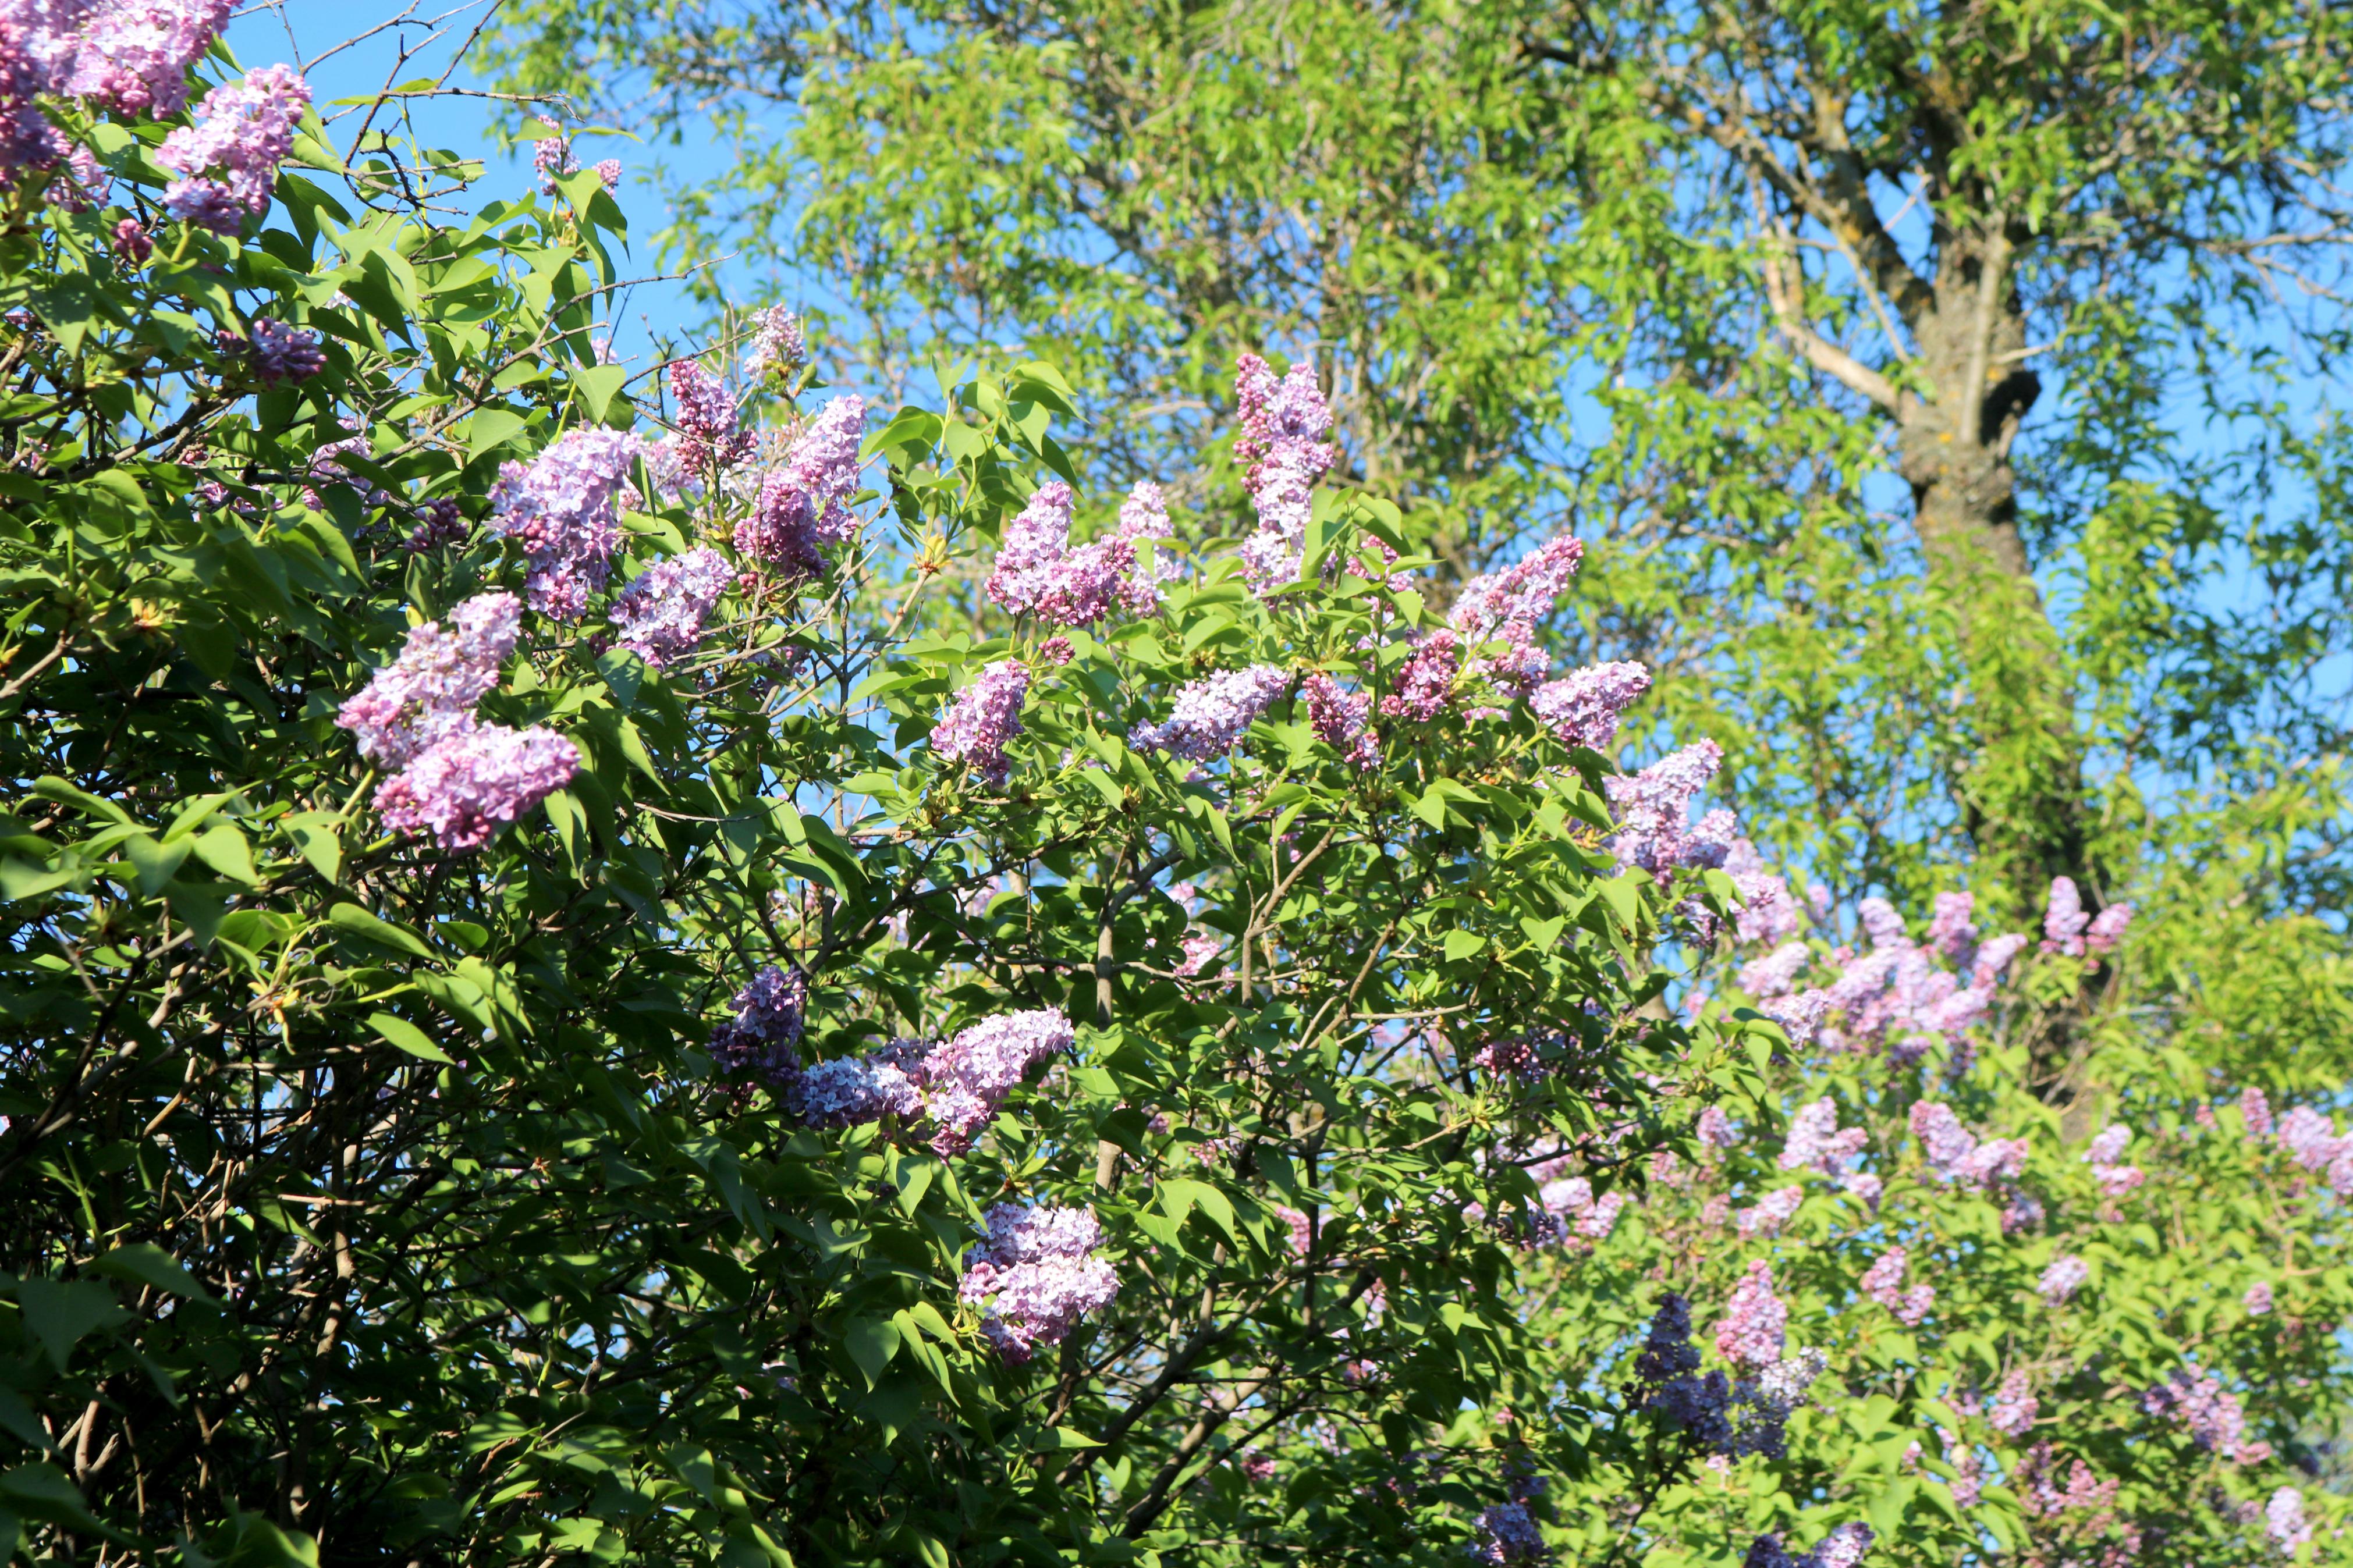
left=1451, top=535, right=1585, bottom=638
left=1174, top=933, right=1221, bottom=976
left=783, top=1051, right=924, bottom=1128
left=2039, top=1254, right=2088, bottom=1306
left=1238, top=1452, right=1278, bottom=1483
left=2242, top=1086, right=2274, bottom=1138
left=2269, top=1489, right=2312, bottom=1555
left=707, top=964, right=805, bottom=1082
left=1724, top=838, right=1799, bottom=945
left=1696, top=1105, right=1738, bottom=1161
left=734, top=395, right=866, bottom=576
left=372, top=724, right=579, bottom=853
left=2085, top=1122, right=2145, bottom=1199
left=609, top=547, right=731, bottom=669
left=743, top=304, right=804, bottom=379
left=985, top=481, right=1073, bottom=615
left=1528, top=660, right=1649, bottom=752
left=1380, top=630, right=1462, bottom=721
left=2279, top=1105, right=2343, bottom=1170
left=960, top=1201, right=1119, bottom=1361
left=2143, top=1367, right=2270, bottom=1463
left=2042, top=876, right=2089, bottom=956
left=0, top=0, right=86, bottom=175
left=1233, top=352, right=1335, bottom=590
left=930, top=660, right=1030, bottom=785
left=1605, top=739, right=1724, bottom=877
left=44, top=140, right=103, bottom=207
left=238, top=317, right=323, bottom=383
left=1131, top=664, right=1290, bottom=761
left=1302, top=671, right=1379, bottom=770
left=1472, top=1501, right=1549, bottom=1565
left=920, top=1008, right=1077, bottom=1155
left=2245, top=1281, right=2274, bottom=1315
left=68, top=0, right=228, bottom=116
left=1970, top=932, right=2030, bottom=989
left=531, top=136, right=621, bottom=195
left=666, top=360, right=754, bottom=473
left=1926, top=891, right=1978, bottom=959
left=154, top=63, right=308, bottom=224
left=2085, top=902, right=2134, bottom=952
left=1715, top=1260, right=1787, bottom=1370
left=1988, top=1371, right=2038, bottom=1436
left=1781, top=1098, right=1867, bottom=1174
left=1910, top=1102, right=2028, bottom=1189
left=111, top=216, right=152, bottom=261
left=1737, top=1186, right=1804, bottom=1239
left=487, top=428, right=642, bottom=619
left=1858, top=1247, right=1932, bottom=1325
left=335, top=591, right=521, bottom=767
left=1740, top=942, right=1813, bottom=1000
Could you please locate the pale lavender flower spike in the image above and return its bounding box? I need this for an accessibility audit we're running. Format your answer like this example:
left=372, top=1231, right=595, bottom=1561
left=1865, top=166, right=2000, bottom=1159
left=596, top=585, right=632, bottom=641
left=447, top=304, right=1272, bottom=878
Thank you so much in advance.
left=1131, top=665, right=1290, bottom=762
left=959, top=1199, right=1118, bottom=1362
left=1233, top=352, right=1333, bottom=591
left=931, top=660, right=1031, bottom=784
left=155, top=63, right=310, bottom=232
left=371, top=724, right=579, bottom=853
left=610, top=547, right=732, bottom=669
left=487, top=428, right=643, bottom=619
left=335, top=591, right=521, bottom=767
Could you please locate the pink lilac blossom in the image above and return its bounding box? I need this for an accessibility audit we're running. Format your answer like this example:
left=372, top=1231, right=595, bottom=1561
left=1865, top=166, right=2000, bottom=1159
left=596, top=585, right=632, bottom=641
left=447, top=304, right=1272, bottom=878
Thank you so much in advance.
left=2042, top=876, right=2089, bottom=956
left=532, top=136, right=622, bottom=195
left=2245, top=1281, right=2274, bottom=1315
left=2143, top=1367, right=2270, bottom=1463
left=1780, top=1098, right=1867, bottom=1175
left=1696, top=1105, right=1738, bottom=1161
left=1724, top=838, right=1799, bottom=945
left=609, top=547, right=731, bottom=669
left=335, top=591, right=521, bottom=767
left=1451, top=535, right=1585, bottom=638
left=930, top=660, right=1031, bottom=786
left=1762, top=989, right=1834, bottom=1050
left=1174, top=933, right=1221, bottom=977
left=1472, top=1502, right=1548, bottom=1565
left=735, top=395, right=866, bottom=576
left=2268, top=1489, right=2311, bottom=1555
left=1112, top=479, right=1176, bottom=610
left=1970, top=932, right=2030, bottom=989
left=1841, top=1171, right=1886, bottom=1210
left=1528, top=660, right=1649, bottom=752
left=1910, top=1102, right=2028, bottom=1189
left=1859, top=1248, right=1933, bottom=1325
left=2242, top=1086, right=2274, bottom=1138
left=1380, top=629, right=1462, bottom=721
left=154, top=63, right=309, bottom=225
left=960, top=1201, right=1118, bottom=1362
left=66, top=0, right=228, bottom=116
left=1715, top=1260, right=1787, bottom=1370
left=985, top=481, right=1074, bottom=615
left=2084, top=1123, right=2144, bottom=1198
left=1302, top=671, right=1379, bottom=770
left=1926, top=891, right=1978, bottom=959
left=2039, top=1254, right=2089, bottom=1305
left=487, top=428, right=642, bottom=619
left=2085, top=902, right=2134, bottom=952
left=918, top=1008, right=1076, bottom=1155
left=372, top=724, right=579, bottom=853
left=666, top=360, right=754, bottom=473
left=1988, top=1371, right=2038, bottom=1436
left=742, top=304, right=804, bottom=380
left=1740, top=942, right=1813, bottom=1000
left=1468, top=618, right=1552, bottom=699
left=111, top=216, right=152, bottom=261
left=1131, top=664, right=1290, bottom=761
left=1232, top=352, right=1335, bottom=591
left=0, top=0, right=84, bottom=175
left=1238, top=1452, right=1278, bottom=1484
left=1737, top=1186, right=1804, bottom=1239
left=2278, top=1105, right=2343, bottom=1170
left=1037, top=634, right=1074, bottom=666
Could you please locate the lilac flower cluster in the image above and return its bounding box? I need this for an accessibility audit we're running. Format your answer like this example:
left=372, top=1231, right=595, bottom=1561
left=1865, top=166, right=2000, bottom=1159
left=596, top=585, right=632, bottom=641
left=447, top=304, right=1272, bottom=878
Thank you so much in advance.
left=2245, top=1281, right=2274, bottom=1315
left=930, top=660, right=1031, bottom=785
left=1745, top=1524, right=1875, bottom=1568
left=1231, top=352, right=1334, bottom=589
left=3, top=0, right=230, bottom=177
left=2142, top=1366, right=2271, bottom=1463
left=1533, top=1175, right=1626, bottom=1243
left=743, top=304, right=804, bottom=381
left=2268, top=1488, right=2311, bottom=1555
left=1174, top=933, right=1221, bottom=976
left=2274, top=1105, right=2353, bottom=1195
left=918, top=1008, right=1078, bottom=1154
left=735, top=395, right=867, bottom=577
left=960, top=1201, right=1119, bottom=1362
left=1451, top=535, right=1585, bottom=638
left=1471, top=1501, right=1549, bottom=1565
left=666, top=360, right=754, bottom=473
left=1379, top=630, right=1462, bottom=721
left=1131, top=665, right=1290, bottom=762
left=1527, top=660, right=1651, bottom=753
left=1695, top=1105, right=1739, bottom=1161
left=707, top=963, right=807, bottom=1083
left=2042, top=876, right=2135, bottom=957
left=1302, top=671, right=1379, bottom=770
left=1633, top=1293, right=1823, bottom=1462
left=1736, top=1186, right=1803, bottom=1239
left=532, top=136, right=621, bottom=195
left=2039, top=1254, right=2089, bottom=1306
left=1715, top=1260, right=1787, bottom=1370
left=1780, top=1098, right=1866, bottom=1175
left=783, top=1045, right=925, bottom=1128
left=1910, top=1102, right=2029, bottom=1188
left=1606, top=740, right=1727, bottom=876
left=2083, top=1123, right=2144, bottom=1199
left=1858, top=1247, right=1933, bottom=1325
left=334, top=593, right=580, bottom=852
left=234, top=317, right=324, bottom=384
left=609, top=547, right=731, bottom=669
left=984, top=479, right=1156, bottom=626
left=372, top=724, right=580, bottom=853
left=2243, top=1086, right=2274, bottom=1137
left=487, top=428, right=643, bottom=618
left=1988, top=1370, right=2039, bottom=1436
left=156, top=63, right=309, bottom=233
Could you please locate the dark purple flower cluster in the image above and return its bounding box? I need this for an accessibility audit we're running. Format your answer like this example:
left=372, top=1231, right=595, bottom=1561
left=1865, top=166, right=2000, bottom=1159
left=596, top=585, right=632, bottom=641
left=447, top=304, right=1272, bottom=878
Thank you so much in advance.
left=707, top=963, right=806, bottom=1083
left=1380, top=630, right=1462, bottom=721
left=222, top=316, right=324, bottom=384
left=1302, top=671, right=1379, bottom=770
left=1744, top=1524, right=1873, bottom=1568
left=2142, top=1366, right=2271, bottom=1463
left=666, top=360, right=755, bottom=474
left=734, top=395, right=865, bottom=577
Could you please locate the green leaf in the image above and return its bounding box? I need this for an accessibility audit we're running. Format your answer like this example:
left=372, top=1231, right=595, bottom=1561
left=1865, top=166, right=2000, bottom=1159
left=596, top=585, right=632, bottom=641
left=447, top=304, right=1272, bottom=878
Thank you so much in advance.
left=844, top=1314, right=900, bottom=1389
left=326, top=902, right=432, bottom=958
left=90, top=1243, right=214, bottom=1301
left=367, top=1012, right=456, bottom=1064
left=280, top=812, right=342, bottom=882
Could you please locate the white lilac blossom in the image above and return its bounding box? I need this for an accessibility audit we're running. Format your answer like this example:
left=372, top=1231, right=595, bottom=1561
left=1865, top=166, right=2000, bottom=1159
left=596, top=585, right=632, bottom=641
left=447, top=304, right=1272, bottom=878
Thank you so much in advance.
left=1528, top=660, right=1649, bottom=751
left=2038, top=1254, right=2089, bottom=1306
left=609, top=547, right=732, bottom=669
left=930, top=660, right=1031, bottom=785
left=707, top=964, right=807, bottom=1083
left=1131, top=665, right=1290, bottom=762
left=487, top=428, right=643, bottom=619
left=1715, top=1260, right=1787, bottom=1370
left=919, top=1009, right=1077, bottom=1154
left=735, top=394, right=866, bottom=575
left=1302, top=671, right=1379, bottom=770
left=1233, top=352, right=1334, bottom=589
left=742, top=304, right=804, bottom=380
left=371, top=724, right=579, bottom=853
left=335, top=591, right=521, bottom=767
left=2268, top=1488, right=2312, bottom=1555
left=959, top=1201, right=1119, bottom=1362
left=155, top=63, right=308, bottom=232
